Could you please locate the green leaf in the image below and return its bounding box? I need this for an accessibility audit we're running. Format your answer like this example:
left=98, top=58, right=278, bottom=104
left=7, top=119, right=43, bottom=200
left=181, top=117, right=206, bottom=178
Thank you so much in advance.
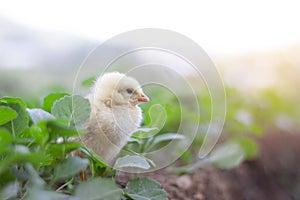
left=53, top=156, right=89, bottom=181
left=0, top=145, right=13, bottom=154
left=0, top=97, right=26, bottom=107
left=47, top=142, right=82, bottom=159
left=79, top=147, right=112, bottom=176
left=43, top=93, right=70, bottom=112
left=152, top=133, right=185, bottom=146
left=208, top=136, right=259, bottom=170
left=209, top=141, right=245, bottom=169
left=0, top=128, right=14, bottom=145
left=124, top=177, right=168, bottom=200
left=146, top=133, right=185, bottom=151
left=27, top=108, right=55, bottom=124
left=81, top=76, right=96, bottom=87
left=132, top=127, right=159, bottom=139
left=0, top=150, right=52, bottom=175
left=0, top=106, right=18, bottom=125
left=0, top=97, right=29, bottom=135
left=233, top=137, right=259, bottom=159
left=0, top=169, right=15, bottom=187
left=51, top=95, right=90, bottom=130
left=114, top=155, right=151, bottom=170
left=147, top=104, right=167, bottom=131
left=247, top=124, right=263, bottom=136
left=47, top=120, right=84, bottom=139
left=25, top=188, right=71, bottom=200
left=74, top=178, right=122, bottom=200
left=25, top=164, right=45, bottom=188
left=20, top=120, right=73, bottom=145
left=127, top=137, right=143, bottom=144
left=22, top=122, right=49, bottom=145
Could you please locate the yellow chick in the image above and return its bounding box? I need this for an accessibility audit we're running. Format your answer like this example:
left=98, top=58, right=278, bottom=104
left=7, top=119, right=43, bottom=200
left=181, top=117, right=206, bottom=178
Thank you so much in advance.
left=81, top=72, right=149, bottom=165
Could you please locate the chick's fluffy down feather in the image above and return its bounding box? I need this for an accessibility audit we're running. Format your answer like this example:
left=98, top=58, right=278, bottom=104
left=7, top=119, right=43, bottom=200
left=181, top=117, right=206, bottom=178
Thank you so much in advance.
left=81, top=72, right=149, bottom=165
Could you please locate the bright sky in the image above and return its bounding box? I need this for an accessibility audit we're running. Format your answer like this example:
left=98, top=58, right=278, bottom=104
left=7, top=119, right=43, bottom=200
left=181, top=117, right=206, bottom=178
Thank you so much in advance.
left=1, top=0, right=300, bottom=56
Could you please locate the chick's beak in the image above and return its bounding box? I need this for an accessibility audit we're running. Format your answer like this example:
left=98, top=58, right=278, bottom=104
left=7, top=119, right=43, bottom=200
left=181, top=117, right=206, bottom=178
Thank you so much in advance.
left=137, top=93, right=150, bottom=102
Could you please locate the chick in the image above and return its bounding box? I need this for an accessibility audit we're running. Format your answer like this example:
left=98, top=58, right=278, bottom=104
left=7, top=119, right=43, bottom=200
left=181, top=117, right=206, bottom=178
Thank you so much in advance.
left=81, top=72, right=149, bottom=165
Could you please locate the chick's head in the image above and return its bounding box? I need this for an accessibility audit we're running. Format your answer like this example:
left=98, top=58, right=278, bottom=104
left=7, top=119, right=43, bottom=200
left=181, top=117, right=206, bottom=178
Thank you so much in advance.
left=93, top=72, right=149, bottom=106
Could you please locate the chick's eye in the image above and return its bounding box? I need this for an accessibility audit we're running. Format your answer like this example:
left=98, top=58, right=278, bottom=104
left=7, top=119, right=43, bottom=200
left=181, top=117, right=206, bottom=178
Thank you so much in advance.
left=126, top=88, right=133, bottom=94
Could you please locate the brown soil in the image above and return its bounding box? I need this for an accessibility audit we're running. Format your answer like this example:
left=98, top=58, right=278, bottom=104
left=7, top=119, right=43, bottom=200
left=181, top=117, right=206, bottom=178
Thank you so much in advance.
left=116, top=132, right=300, bottom=200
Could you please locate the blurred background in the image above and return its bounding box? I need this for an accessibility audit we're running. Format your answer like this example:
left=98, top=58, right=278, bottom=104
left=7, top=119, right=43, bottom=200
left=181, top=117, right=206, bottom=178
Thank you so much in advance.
left=1, top=0, right=299, bottom=129
left=1, top=0, right=300, bottom=198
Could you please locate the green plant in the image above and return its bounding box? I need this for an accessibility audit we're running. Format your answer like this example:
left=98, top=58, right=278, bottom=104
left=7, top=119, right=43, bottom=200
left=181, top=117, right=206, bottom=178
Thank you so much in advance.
left=115, top=97, right=186, bottom=170
left=0, top=94, right=167, bottom=200
left=115, top=127, right=185, bottom=170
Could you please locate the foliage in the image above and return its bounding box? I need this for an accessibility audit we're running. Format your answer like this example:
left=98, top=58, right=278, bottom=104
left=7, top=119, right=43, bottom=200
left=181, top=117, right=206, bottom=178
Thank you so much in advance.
left=1, top=75, right=299, bottom=199
left=119, top=125, right=186, bottom=170
left=204, top=87, right=300, bottom=170
left=124, top=178, right=168, bottom=200
left=114, top=155, right=151, bottom=170
left=208, top=137, right=258, bottom=169
left=73, top=178, right=123, bottom=200
left=0, top=94, right=168, bottom=200
left=136, top=86, right=300, bottom=171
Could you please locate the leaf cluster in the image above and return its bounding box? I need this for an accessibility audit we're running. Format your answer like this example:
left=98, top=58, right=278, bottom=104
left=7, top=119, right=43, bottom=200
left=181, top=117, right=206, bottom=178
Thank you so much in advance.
left=0, top=94, right=167, bottom=200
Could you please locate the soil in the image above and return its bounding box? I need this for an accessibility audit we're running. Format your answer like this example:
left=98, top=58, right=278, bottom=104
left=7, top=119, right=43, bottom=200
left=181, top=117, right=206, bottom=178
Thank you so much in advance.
left=116, top=132, right=300, bottom=200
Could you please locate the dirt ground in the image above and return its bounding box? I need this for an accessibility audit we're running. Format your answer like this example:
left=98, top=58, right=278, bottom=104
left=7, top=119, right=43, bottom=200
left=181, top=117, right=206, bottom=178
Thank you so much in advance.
left=117, top=132, right=300, bottom=200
